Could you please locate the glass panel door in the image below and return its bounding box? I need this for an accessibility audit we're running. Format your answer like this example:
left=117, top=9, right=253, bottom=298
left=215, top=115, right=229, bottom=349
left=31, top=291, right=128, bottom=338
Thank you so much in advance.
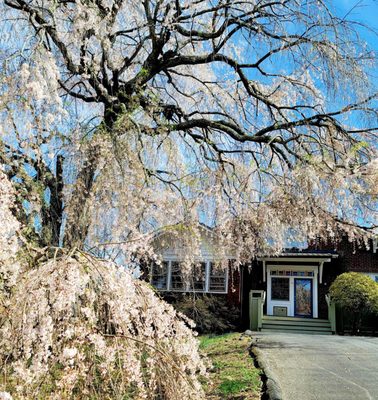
left=294, top=278, right=312, bottom=317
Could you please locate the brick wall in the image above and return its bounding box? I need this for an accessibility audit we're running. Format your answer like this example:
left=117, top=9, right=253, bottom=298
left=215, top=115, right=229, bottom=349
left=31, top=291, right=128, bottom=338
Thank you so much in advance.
left=312, top=237, right=378, bottom=274
left=239, top=262, right=266, bottom=328
left=226, top=266, right=242, bottom=306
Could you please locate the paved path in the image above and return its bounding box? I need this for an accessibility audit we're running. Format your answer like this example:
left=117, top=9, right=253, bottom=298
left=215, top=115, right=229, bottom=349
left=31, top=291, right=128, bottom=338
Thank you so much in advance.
left=251, top=332, right=378, bottom=400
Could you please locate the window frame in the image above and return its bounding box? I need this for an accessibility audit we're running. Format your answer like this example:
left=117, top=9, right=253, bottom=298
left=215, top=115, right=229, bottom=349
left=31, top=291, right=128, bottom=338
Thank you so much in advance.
left=170, top=261, right=186, bottom=292
left=150, top=259, right=229, bottom=294
left=188, top=262, right=207, bottom=292
left=208, top=262, right=229, bottom=293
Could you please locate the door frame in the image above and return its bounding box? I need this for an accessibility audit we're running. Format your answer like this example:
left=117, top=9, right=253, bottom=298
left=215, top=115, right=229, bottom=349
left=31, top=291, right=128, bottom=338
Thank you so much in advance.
left=294, top=278, right=313, bottom=318
left=266, top=265, right=318, bottom=318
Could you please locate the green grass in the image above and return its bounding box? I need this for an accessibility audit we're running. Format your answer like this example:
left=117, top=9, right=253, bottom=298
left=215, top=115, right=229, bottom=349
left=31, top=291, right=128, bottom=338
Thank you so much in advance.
left=199, top=333, right=262, bottom=399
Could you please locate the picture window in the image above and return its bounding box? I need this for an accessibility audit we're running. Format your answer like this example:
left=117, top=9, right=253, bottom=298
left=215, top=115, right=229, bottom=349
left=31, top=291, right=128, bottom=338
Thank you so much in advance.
left=150, top=260, right=228, bottom=293
left=271, top=277, right=290, bottom=301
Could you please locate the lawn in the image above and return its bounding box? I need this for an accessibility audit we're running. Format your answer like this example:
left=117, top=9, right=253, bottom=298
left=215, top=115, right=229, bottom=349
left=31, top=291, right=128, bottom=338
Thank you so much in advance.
left=199, top=333, right=262, bottom=399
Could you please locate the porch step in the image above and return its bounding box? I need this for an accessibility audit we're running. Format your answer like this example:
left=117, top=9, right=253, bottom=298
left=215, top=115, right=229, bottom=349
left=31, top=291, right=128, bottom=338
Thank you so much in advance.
left=262, top=329, right=332, bottom=335
left=263, top=316, right=330, bottom=323
left=261, top=316, right=332, bottom=335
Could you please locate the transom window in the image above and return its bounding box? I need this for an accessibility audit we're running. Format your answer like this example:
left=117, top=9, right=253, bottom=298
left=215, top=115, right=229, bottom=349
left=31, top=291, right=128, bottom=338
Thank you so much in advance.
left=270, top=270, right=314, bottom=277
left=271, top=277, right=290, bottom=301
left=150, top=260, right=228, bottom=293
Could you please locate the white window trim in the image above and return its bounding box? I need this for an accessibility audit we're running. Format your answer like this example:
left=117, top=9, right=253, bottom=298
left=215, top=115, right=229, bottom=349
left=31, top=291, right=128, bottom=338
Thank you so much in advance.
left=208, top=261, right=229, bottom=294
left=150, top=259, right=229, bottom=294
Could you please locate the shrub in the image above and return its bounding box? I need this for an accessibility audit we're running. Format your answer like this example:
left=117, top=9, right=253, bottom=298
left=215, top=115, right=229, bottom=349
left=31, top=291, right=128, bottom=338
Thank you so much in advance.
left=329, top=272, right=378, bottom=334
left=165, top=293, right=240, bottom=334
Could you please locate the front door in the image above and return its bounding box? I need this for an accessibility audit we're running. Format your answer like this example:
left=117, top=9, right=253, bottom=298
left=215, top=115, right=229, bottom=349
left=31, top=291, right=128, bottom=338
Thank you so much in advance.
left=294, top=278, right=312, bottom=317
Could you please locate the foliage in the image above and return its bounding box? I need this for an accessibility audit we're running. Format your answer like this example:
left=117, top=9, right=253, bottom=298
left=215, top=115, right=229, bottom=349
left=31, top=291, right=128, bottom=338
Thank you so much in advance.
left=0, top=0, right=377, bottom=262
left=0, top=171, right=207, bottom=400
left=330, top=272, right=378, bottom=314
left=165, top=294, right=240, bottom=334
left=199, top=333, right=261, bottom=399
left=330, top=272, right=378, bottom=333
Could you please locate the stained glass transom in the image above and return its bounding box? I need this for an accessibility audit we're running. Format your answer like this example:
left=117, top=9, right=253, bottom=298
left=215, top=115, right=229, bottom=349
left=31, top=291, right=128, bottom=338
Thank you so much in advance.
left=270, top=270, right=314, bottom=277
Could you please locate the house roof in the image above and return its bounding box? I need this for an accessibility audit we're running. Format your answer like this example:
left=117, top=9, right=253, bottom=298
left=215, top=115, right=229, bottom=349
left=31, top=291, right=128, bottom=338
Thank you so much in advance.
left=151, top=224, right=343, bottom=259
left=256, top=247, right=339, bottom=260
left=282, top=248, right=339, bottom=258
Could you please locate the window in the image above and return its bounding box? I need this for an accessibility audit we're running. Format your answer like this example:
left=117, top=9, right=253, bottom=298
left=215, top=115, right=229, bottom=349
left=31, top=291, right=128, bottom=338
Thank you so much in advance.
left=150, top=260, right=228, bottom=293
left=170, top=262, right=185, bottom=291
left=361, top=273, right=378, bottom=283
left=271, top=277, right=290, bottom=301
left=189, top=262, right=206, bottom=291
left=209, top=262, right=227, bottom=293
left=151, top=261, right=168, bottom=290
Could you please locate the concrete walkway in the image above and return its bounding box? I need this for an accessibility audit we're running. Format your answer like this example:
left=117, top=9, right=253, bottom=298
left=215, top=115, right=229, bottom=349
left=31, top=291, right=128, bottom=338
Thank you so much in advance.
left=251, top=332, right=378, bottom=400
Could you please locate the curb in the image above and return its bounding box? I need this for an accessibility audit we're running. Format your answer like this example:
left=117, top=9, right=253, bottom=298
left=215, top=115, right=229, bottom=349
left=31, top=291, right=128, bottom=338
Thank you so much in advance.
left=250, top=340, right=283, bottom=400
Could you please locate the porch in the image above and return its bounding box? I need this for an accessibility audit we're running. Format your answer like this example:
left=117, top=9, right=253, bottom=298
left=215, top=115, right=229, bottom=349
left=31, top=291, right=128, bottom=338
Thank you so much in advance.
left=249, top=290, right=336, bottom=334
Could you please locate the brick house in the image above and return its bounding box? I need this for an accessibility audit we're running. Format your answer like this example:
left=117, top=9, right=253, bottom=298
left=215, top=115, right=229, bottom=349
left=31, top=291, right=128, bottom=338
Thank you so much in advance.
left=148, top=226, right=378, bottom=331
left=242, top=238, right=378, bottom=325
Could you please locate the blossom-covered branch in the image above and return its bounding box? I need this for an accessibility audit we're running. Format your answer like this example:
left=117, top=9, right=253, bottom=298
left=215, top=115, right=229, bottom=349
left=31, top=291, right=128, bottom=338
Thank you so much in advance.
left=1, top=0, right=377, bottom=258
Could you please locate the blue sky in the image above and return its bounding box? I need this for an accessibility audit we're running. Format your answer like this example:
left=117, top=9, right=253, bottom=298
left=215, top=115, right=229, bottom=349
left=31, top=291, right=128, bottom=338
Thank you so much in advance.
left=334, top=0, right=378, bottom=51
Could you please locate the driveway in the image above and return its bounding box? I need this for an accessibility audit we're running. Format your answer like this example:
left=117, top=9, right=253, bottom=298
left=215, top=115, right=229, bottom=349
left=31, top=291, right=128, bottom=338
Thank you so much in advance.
left=251, top=332, right=378, bottom=400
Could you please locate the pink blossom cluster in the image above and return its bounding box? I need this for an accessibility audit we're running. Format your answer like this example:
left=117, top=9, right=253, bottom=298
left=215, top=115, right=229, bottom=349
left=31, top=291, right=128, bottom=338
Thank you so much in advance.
left=0, top=172, right=207, bottom=399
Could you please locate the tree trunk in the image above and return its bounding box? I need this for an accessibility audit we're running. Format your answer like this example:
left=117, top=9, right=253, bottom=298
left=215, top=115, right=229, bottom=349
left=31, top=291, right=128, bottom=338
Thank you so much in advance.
left=41, top=155, right=64, bottom=246
left=63, top=108, right=119, bottom=249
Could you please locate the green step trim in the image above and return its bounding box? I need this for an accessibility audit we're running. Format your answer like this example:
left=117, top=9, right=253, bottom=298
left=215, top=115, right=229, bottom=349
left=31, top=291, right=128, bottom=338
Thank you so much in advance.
left=262, top=320, right=331, bottom=328
left=261, top=316, right=333, bottom=334
left=262, top=329, right=332, bottom=335
left=263, top=316, right=329, bottom=323
left=262, top=324, right=331, bottom=332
